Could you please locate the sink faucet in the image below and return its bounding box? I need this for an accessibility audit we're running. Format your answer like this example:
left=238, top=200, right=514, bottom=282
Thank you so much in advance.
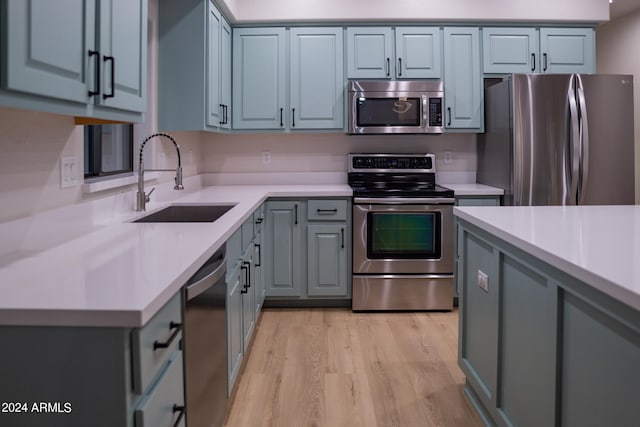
left=136, top=132, right=184, bottom=212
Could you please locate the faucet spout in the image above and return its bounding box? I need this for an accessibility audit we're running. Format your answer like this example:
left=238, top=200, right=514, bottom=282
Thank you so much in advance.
left=136, top=132, right=184, bottom=212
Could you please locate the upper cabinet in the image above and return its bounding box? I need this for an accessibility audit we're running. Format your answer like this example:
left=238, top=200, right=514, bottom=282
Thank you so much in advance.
left=158, top=0, right=232, bottom=132
left=346, top=27, right=442, bottom=79
left=483, top=27, right=595, bottom=74
left=233, top=27, right=344, bottom=130
left=0, top=0, right=147, bottom=122
left=443, top=27, right=483, bottom=131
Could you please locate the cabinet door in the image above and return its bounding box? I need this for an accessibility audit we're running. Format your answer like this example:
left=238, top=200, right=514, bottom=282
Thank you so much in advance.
left=482, top=27, right=539, bottom=74
left=265, top=201, right=302, bottom=297
left=346, top=27, right=394, bottom=79
left=254, top=233, right=265, bottom=315
left=227, top=266, right=243, bottom=396
left=307, top=224, right=348, bottom=297
left=4, top=0, right=93, bottom=103
left=443, top=27, right=483, bottom=130
left=290, top=28, right=344, bottom=130
left=540, top=28, right=595, bottom=74
left=233, top=28, right=287, bottom=129
left=395, top=27, right=442, bottom=79
left=220, top=19, right=232, bottom=129
left=98, top=0, right=147, bottom=112
left=206, top=3, right=223, bottom=128
left=241, top=252, right=256, bottom=350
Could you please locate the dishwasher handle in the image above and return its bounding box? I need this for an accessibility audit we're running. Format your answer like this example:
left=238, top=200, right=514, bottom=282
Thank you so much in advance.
left=185, top=247, right=227, bottom=301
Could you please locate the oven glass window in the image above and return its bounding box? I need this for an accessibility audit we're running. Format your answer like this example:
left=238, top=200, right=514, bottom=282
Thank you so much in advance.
left=368, top=212, right=441, bottom=259
left=357, top=98, right=421, bottom=127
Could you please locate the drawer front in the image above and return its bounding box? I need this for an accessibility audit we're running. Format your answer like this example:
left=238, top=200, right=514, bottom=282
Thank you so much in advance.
left=135, top=352, right=185, bottom=427
left=307, top=199, right=347, bottom=221
left=132, top=293, right=182, bottom=394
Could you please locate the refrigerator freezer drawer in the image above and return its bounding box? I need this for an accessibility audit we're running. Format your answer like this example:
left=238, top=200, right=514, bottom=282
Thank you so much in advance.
left=352, top=275, right=454, bottom=311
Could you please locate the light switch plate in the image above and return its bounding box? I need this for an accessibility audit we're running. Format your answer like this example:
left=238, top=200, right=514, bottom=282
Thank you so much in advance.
left=477, top=270, right=489, bottom=293
left=60, top=156, right=78, bottom=189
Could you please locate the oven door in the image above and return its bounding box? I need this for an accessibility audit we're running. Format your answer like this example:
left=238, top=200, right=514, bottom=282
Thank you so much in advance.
left=353, top=201, right=454, bottom=274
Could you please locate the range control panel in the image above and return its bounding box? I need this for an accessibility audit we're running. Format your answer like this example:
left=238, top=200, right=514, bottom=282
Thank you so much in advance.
left=349, top=154, right=435, bottom=172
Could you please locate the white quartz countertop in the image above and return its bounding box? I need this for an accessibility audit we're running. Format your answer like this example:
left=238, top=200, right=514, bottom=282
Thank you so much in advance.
left=454, top=205, right=640, bottom=311
left=0, top=184, right=351, bottom=327
left=441, top=183, right=504, bottom=196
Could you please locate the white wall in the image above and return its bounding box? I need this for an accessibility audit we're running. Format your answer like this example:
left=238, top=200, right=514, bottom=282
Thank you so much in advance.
left=200, top=132, right=476, bottom=175
left=597, top=9, right=640, bottom=202
left=220, top=0, right=609, bottom=23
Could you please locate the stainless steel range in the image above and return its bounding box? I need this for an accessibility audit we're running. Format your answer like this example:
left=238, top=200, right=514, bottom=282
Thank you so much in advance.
left=348, top=153, right=455, bottom=311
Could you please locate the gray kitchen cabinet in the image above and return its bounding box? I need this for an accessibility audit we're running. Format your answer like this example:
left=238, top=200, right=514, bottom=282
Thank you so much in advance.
left=226, top=259, right=244, bottom=396
left=158, top=0, right=232, bottom=132
left=265, top=200, right=303, bottom=296
left=306, top=199, right=349, bottom=297
left=443, top=27, right=483, bottom=131
left=0, top=293, right=184, bottom=427
left=233, top=27, right=344, bottom=130
left=455, top=195, right=501, bottom=206
left=241, top=245, right=256, bottom=350
left=482, top=27, right=595, bottom=74
left=346, top=26, right=442, bottom=79
left=253, top=204, right=266, bottom=314
left=0, top=0, right=147, bottom=122
left=457, top=218, right=640, bottom=426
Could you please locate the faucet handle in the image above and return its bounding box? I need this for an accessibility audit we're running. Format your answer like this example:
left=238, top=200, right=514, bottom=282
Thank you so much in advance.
left=145, top=187, right=155, bottom=203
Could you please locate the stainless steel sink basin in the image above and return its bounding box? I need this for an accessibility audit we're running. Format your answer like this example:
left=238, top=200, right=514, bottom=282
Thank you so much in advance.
left=134, top=204, right=236, bottom=223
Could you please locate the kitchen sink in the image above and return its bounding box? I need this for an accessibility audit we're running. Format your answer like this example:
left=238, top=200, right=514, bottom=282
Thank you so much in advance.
left=134, top=204, right=236, bottom=223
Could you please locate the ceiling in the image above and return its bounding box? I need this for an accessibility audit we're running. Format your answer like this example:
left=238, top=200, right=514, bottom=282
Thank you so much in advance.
left=610, top=0, right=640, bottom=19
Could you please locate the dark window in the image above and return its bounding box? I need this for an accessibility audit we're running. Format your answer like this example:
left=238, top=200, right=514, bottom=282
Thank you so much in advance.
left=84, top=124, right=134, bottom=178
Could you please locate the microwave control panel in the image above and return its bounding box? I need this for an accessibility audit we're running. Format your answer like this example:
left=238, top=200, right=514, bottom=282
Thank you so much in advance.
left=428, top=98, right=443, bottom=127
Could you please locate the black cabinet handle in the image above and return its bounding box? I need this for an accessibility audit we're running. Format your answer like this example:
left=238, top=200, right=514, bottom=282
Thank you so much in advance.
left=294, top=204, right=298, bottom=225
left=292, top=108, right=295, bottom=127
left=398, top=58, right=402, bottom=77
left=386, top=57, right=390, bottom=76
left=317, top=208, right=337, bottom=213
left=255, top=244, right=261, bottom=267
left=255, top=218, right=263, bottom=224
left=341, top=228, right=344, bottom=249
left=224, top=105, right=228, bottom=124
left=103, top=55, right=115, bottom=99
left=531, top=53, right=536, bottom=71
left=88, top=50, right=100, bottom=97
left=280, top=108, right=283, bottom=127
left=240, top=265, right=248, bottom=293
left=447, top=107, right=452, bottom=126
left=172, top=404, right=185, bottom=427
left=153, top=321, right=182, bottom=350
left=543, top=53, right=548, bottom=71
left=243, top=261, right=251, bottom=288
left=219, top=104, right=225, bottom=125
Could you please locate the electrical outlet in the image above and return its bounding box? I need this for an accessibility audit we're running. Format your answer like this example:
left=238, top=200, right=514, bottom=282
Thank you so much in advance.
left=60, top=156, right=78, bottom=189
left=262, top=150, right=272, bottom=165
left=444, top=150, right=453, bottom=164
left=477, top=270, right=489, bottom=293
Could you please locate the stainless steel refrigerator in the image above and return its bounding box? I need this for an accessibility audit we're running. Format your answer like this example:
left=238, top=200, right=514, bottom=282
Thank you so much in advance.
left=478, top=74, right=635, bottom=205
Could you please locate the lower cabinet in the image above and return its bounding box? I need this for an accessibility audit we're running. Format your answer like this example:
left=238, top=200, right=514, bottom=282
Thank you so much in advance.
left=457, top=219, right=640, bottom=426
left=0, top=293, right=185, bottom=427
left=265, top=198, right=351, bottom=300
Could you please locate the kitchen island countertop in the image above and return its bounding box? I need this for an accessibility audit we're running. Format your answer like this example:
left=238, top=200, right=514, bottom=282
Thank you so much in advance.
left=454, top=204, right=640, bottom=311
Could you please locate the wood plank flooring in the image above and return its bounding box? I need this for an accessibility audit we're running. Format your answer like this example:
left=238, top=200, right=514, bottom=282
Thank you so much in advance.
left=225, top=308, right=482, bottom=427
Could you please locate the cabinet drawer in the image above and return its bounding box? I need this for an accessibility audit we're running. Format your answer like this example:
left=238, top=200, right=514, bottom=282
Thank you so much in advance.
left=135, top=352, right=185, bottom=427
left=132, top=293, right=182, bottom=394
left=307, top=200, right=347, bottom=221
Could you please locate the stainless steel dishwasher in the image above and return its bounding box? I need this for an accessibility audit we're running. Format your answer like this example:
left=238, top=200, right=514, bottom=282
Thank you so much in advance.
left=183, top=244, right=227, bottom=427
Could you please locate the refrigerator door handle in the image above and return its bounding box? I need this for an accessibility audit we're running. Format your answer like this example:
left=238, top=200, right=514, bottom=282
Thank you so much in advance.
left=567, top=76, right=580, bottom=205
left=576, top=75, right=590, bottom=205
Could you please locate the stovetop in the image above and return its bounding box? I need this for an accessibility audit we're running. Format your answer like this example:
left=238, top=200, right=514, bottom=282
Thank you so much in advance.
left=348, top=153, right=454, bottom=199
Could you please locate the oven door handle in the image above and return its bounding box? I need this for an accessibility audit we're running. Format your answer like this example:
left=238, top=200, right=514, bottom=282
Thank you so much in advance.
left=354, top=197, right=455, bottom=205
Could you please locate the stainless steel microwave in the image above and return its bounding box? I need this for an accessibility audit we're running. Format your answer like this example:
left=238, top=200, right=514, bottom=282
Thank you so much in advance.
left=348, top=80, right=444, bottom=135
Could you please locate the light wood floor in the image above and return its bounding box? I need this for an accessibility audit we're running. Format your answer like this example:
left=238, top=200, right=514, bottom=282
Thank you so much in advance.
left=225, top=308, right=482, bottom=427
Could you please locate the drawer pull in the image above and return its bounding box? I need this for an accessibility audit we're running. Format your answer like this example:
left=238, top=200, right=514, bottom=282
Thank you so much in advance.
left=172, top=404, right=185, bottom=427
left=255, top=217, right=263, bottom=224
left=153, top=321, right=182, bottom=351
left=317, top=208, right=338, bottom=214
